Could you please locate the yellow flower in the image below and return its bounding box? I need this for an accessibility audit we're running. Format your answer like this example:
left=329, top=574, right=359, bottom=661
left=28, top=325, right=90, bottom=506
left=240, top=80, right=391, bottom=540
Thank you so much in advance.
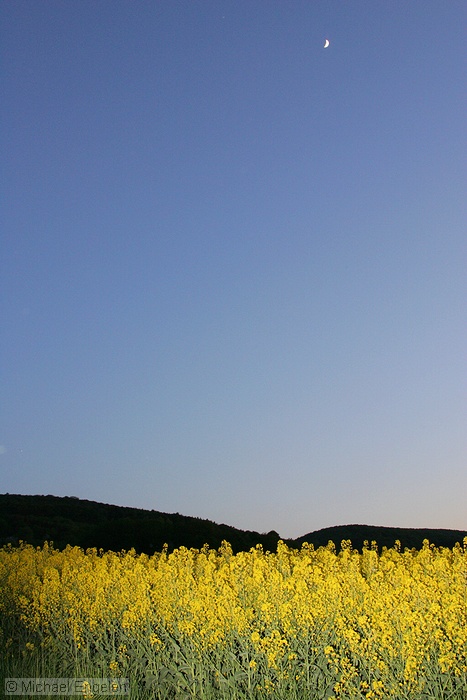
left=149, top=633, right=162, bottom=647
left=1, top=536, right=465, bottom=697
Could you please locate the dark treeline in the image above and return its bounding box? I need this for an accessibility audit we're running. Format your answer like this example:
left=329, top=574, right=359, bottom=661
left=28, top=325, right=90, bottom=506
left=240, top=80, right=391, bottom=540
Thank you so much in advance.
left=294, top=523, right=467, bottom=552
left=1, top=493, right=465, bottom=554
left=0, top=494, right=280, bottom=554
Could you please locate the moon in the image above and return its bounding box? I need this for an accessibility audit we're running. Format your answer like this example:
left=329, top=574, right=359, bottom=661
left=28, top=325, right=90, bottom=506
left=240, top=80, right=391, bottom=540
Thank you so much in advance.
left=324, top=39, right=330, bottom=48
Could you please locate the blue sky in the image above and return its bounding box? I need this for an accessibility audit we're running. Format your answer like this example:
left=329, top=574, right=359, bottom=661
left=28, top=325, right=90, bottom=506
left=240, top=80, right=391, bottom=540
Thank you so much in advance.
left=1, top=1, right=465, bottom=539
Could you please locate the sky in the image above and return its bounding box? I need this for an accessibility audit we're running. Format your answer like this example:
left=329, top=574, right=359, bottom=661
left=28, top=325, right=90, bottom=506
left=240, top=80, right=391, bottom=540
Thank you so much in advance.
left=1, top=1, right=466, bottom=540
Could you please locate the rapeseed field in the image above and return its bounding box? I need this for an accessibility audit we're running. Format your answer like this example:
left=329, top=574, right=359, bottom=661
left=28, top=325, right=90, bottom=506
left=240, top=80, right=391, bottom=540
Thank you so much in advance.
left=1, top=539, right=466, bottom=699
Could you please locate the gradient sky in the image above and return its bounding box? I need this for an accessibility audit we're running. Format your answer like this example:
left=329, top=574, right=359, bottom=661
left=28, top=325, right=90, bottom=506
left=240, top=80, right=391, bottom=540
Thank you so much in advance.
left=1, top=1, right=466, bottom=539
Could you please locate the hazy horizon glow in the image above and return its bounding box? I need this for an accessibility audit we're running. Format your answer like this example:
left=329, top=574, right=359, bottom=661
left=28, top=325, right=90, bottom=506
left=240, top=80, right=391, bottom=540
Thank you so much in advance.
left=1, top=1, right=466, bottom=539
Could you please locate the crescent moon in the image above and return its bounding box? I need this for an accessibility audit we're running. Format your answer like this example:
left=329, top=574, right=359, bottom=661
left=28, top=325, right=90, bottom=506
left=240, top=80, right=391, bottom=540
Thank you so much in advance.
left=324, top=39, right=330, bottom=48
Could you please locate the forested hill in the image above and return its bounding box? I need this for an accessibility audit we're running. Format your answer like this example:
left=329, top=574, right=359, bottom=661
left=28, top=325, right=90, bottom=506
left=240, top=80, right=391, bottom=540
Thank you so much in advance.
left=294, top=523, right=467, bottom=552
left=1, top=493, right=465, bottom=554
left=0, top=493, right=280, bottom=553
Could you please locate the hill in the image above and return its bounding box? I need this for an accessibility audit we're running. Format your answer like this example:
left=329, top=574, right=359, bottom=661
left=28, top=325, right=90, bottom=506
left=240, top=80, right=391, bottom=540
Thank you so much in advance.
left=294, top=523, right=467, bottom=552
left=0, top=493, right=465, bottom=553
left=0, top=493, right=280, bottom=553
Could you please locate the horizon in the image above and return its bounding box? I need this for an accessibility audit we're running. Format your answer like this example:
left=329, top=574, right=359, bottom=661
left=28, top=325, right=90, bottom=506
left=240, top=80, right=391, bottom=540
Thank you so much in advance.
left=2, top=492, right=466, bottom=541
left=1, top=1, right=466, bottom=540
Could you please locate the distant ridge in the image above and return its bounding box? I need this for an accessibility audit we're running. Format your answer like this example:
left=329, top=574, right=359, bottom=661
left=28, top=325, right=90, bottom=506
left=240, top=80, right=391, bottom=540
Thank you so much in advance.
left=294, top=523, right=467, bottom=552
left=0, top=494, right=280, bottom=554
left=1, top=494, right=465, bottom=554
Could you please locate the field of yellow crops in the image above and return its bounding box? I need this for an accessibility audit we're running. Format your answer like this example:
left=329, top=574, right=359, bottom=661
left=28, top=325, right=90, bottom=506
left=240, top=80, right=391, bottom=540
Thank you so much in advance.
left=1, top=539, right=466, bottom=699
